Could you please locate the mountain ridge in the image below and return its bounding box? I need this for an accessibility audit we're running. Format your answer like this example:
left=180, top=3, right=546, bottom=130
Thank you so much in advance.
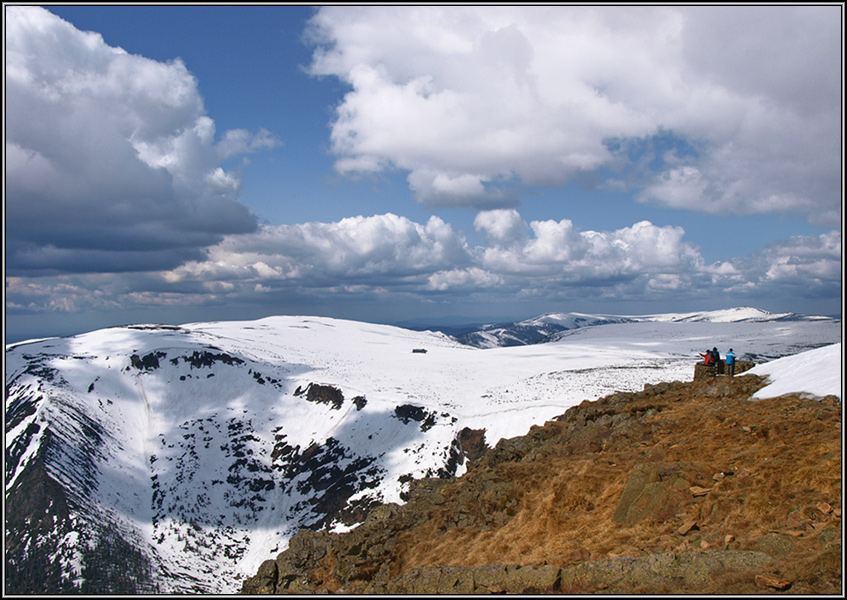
left=4, top=310, right=841, bottom=593
left=453, top=307, right=833, bottom=348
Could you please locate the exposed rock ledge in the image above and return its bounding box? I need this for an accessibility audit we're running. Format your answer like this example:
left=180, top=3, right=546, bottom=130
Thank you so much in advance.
left=245, top=544, right=777, bottom=595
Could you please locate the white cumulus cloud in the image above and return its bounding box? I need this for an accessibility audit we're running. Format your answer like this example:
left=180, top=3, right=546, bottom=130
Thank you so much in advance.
left=164, top=213, right=471, bottom=289
left=6, top=212, right=841, bottom=319
left=307, top=6, right=841, bottom=224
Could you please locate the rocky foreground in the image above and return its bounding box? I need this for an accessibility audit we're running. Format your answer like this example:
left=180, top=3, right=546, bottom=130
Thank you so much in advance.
left=241, top=373, right=842, bottom=595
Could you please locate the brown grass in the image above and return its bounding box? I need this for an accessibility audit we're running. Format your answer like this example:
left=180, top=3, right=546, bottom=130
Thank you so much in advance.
left=387, top=376, right=842, bottom=593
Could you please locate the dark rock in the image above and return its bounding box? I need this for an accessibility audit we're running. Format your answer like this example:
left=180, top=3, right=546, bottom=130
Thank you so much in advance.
left=267, top=530, right=334, bottom=593
left=457, top=427, right=488, bottom=463
left=384, top=565, right=474, bottom=594
left=170, top=350, right=244, bottom=369
left=130, top=351, right=165, bottom=371
left=299, top=384, right=344, bottom=410
left=365, top=552, right=776, bottom=594
left=559, top=551, right=774, bottom=591
left=503, top=565, right=562, bottom=593
left=693, top=360, right=755, bottom=380
left=394, top=404, right=437, bottom=431
left=241, top=559, right=277, bottom=594
left=471, top=564, right=510, bottom=593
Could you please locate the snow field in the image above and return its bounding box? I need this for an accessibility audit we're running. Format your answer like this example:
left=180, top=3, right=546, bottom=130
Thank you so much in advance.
left=5, top=313, right=840, bottom=593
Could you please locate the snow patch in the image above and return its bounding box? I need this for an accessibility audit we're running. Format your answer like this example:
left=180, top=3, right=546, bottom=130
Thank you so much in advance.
left=748, top=343, right=842, bottom=400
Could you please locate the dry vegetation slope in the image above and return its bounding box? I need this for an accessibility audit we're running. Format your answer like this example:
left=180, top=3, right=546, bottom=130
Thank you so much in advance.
left=241, top=373, right=842, bottom=595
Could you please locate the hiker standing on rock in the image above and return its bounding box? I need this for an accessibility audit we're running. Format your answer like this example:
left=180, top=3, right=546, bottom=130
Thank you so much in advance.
left=725, top=348, right=737, bottom=377
left=711, top=347, right=720, bottom=376
left=700, top=350, right=713, bottom=366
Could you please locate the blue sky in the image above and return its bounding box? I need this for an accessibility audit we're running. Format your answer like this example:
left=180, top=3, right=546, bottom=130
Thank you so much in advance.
left=4, top=5, right=843, bottom=343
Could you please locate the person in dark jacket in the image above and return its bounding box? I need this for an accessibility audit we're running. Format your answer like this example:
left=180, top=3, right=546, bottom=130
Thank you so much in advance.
left=711, top=347, right=720, bottom=376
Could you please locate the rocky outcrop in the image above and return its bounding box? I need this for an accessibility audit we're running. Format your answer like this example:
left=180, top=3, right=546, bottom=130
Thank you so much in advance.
left=612, top=462, right=701, bottom=526
left=293, top=383, right=345, bottom=410
left=377, top=551, right=776, bottom=594
left=242, top=543, right=777, bottom=595
left=241, top=373, right=842, bottom=595
left=693, top=360, right=755, bottom=380
left=457, top=427, right=487, bottom=463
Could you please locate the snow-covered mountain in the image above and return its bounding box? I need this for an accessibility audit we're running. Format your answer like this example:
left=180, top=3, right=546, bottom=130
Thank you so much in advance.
left=4, top=312, right=842, bottom=594
left=454, top=313, right=632, bottom=347
left=455, top=307, right=830, bottom=348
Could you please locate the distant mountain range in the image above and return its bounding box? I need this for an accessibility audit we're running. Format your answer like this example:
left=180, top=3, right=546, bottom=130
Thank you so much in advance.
left=4, top=309, right=840, bottom=593
left=451, top=307, right=832, bottom=348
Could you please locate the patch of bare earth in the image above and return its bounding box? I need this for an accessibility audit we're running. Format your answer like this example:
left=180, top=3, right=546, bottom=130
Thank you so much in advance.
left=242, top=373, right=842, bottom=595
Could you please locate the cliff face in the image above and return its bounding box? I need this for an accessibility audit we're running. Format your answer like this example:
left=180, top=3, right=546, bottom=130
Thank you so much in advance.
left=241, top=374, right=842, bottom=595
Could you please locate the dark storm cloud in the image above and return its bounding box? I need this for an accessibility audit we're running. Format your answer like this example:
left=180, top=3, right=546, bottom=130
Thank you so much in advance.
left=5, top=6, right=276, bottom=275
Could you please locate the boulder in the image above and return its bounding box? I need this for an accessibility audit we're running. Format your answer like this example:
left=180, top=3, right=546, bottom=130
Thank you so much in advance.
left=240, top=560, right=277, bottom=594
left=613, top=463, right=692, bottom=526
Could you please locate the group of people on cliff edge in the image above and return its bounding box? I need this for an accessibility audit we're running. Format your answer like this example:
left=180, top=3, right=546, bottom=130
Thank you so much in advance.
left=699, top=346, right=737, bottom=377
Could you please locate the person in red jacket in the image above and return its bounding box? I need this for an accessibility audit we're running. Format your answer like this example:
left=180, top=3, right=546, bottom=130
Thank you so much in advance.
left=699, top=350, right=713, bottom=366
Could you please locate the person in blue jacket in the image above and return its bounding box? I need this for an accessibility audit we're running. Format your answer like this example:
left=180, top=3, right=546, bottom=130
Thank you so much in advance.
left=725, top=348, right=737, bottom=377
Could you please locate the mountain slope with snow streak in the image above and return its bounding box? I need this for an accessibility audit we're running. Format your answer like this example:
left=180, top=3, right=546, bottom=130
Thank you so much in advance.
left=4, top=312, right=841, bottom=593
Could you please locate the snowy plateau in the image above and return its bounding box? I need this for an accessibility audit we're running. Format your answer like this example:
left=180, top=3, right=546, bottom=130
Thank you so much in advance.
left=4, top=308, right=842, bottom=594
